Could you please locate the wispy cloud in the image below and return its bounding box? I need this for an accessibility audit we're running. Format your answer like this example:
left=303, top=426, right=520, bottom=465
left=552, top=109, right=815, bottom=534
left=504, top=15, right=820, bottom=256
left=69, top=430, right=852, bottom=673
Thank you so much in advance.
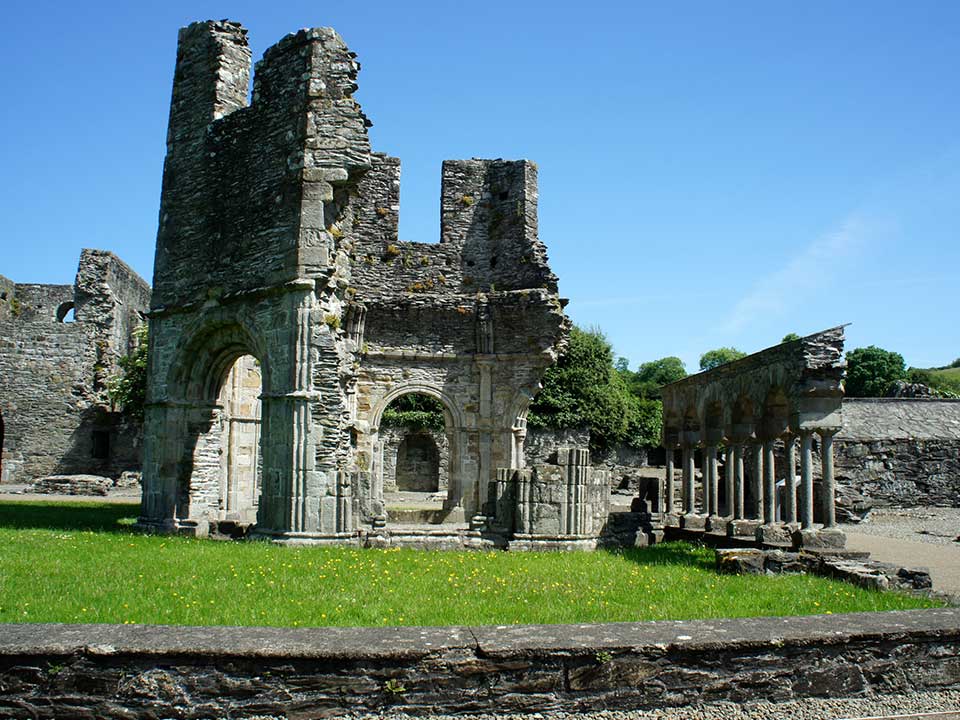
left=720, top=214, right=880, bottom=333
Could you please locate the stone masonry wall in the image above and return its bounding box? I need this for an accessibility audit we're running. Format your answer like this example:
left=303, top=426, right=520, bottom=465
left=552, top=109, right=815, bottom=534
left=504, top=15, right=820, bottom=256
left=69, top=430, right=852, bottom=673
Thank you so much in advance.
left=833, top=398, right=960, bottom=507
left=0, top=609, right=957, bottom=717
left=0, top=251, right=150, bottom=484
left=380, top=424, right=449, bottom=493
left=525, top=427, right=651, bottom=490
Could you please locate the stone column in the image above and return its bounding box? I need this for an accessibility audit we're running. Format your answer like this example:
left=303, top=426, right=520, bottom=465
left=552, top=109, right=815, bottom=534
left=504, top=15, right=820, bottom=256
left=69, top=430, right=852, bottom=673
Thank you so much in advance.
left=820, top=429, right=838, bottom=529
left=680, top=445, right=704, bottom=530
left=757, top=438, right=791, bottom=544
left=733, top=445, right=745, bottom=519
left=701, top=450, right=711, bottom=515
left=705, top=445, right=721, bottom=530
left=664, top=448, right=676, bottom=516
left=728, top=441, right=761, bottom=538
left=762, top=440, right=776, bottom=525
left=724, top=447, right=735, bottom=518
left=751, top=442, right=764, bottom=521
left=798, top=430, right=814, bottom=531
left=792, top=428, right=845, bottom=550
left=783, top=434, right=797, bottom=526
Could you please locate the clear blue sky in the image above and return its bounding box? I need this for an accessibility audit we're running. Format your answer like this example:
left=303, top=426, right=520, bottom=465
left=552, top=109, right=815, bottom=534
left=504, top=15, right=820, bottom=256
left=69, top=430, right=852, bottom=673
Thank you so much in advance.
left=2, top=1, right=958, bottom=371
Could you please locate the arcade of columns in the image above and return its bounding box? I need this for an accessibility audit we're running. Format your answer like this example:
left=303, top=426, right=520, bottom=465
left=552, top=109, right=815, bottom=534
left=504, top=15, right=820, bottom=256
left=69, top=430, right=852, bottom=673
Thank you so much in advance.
left=660, top=326, right=848, bottom=550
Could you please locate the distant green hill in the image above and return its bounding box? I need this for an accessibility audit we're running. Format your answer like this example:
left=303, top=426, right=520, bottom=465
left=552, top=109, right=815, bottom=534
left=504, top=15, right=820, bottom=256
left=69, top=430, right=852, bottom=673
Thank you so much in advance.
left=920, top=366, right=960, bottom=396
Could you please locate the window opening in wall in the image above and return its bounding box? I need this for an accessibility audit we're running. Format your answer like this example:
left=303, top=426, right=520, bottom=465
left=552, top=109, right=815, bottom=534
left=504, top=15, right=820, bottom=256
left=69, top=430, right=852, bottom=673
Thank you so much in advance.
left=56, top=302, right=76, bottom=323
left=91, top=430, right=110, bottom=459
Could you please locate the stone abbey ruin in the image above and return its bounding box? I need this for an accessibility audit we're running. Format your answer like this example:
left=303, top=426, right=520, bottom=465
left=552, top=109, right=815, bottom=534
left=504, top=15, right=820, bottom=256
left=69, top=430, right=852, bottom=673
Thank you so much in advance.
left=1, top=20, right=959, bottom=553
left=136, top=20, right=572, bottom=544
left=0, top=251, right=150, bottom=487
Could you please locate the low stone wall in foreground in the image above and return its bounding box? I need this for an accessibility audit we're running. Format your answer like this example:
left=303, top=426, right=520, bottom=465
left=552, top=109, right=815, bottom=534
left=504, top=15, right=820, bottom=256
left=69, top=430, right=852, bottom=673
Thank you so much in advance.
left=1, top=609, right=958, bottom=717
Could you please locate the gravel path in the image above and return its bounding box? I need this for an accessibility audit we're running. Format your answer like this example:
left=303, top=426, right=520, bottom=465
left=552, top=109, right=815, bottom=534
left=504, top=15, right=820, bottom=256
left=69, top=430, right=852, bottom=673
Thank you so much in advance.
left=342, top=691, right=960, bottom=719
left=847, top=507, right=960, bottom=545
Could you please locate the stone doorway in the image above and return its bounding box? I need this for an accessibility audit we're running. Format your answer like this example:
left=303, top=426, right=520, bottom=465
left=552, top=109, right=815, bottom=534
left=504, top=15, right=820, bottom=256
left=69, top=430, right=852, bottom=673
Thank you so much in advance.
left=218, top=354, right=262, bottom=525
left=377, top=393, right=462, bottom=525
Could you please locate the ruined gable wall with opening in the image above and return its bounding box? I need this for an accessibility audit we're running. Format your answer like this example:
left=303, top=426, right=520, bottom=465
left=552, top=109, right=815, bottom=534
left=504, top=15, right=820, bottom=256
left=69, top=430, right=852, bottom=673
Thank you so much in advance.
left=140, top=20, right=567, bottom=537
left=0, top=251, right=150, bottom=484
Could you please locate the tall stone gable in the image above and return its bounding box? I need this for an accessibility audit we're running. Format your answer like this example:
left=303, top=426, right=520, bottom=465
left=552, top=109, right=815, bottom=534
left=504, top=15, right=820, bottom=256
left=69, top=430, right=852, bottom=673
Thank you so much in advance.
left=139, top=21, right=568, bottom=540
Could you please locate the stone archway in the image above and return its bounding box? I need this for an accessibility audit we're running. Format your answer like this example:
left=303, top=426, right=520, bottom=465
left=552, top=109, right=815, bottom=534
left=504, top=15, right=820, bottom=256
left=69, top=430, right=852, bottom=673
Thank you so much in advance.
left=139, top=322, right=268, bottom=536
left=366, top=385, right=466, bottom=524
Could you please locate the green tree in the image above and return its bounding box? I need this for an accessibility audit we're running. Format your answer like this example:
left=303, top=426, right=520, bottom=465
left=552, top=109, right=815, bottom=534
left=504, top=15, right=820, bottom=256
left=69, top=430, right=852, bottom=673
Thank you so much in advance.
left=782, top=333, right=801, bottom=343
left=106, top=325, right=149, bottom=420
left=625, top=397, right=663, bottom=450
left=699, top=347, right=747, bottom=371
left=631, top=356, right=687, bottom=399
left=528, top=326, right=660, bottom=450
left=845, top=346, right=907, bottom=397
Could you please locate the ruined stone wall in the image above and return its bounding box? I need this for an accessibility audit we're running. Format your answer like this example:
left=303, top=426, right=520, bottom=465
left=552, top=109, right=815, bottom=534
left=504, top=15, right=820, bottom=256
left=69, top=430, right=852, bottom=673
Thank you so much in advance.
left=0, top=251, right=150, bottom=484
left=140, top=20, right=567, bottom=539
left=525, top=427, right=651, bottom=490
left=833, top=399, right=960, bottom=507
left=523, top=426, right=590, bottom=466
left=490, top=448, right=610, bottom=542
left=662, top=326, right=846, bottom=439
left=379, top=425, right=449, bottom=493
left=1, top=609, right=958, bottom=716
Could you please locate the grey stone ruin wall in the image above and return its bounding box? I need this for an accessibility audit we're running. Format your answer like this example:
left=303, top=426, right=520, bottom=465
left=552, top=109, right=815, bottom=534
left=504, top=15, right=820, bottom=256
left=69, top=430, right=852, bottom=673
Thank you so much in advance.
left=142, top=22, right=370, bottom=537
left=833, top=399, right=960, bottom=507
left=379, top=425, right=449, bottom=493
left=525, top=426, right=652, bottom=491
left=0, top=251, right=150, bottom=484
left=7, top=609, right=955, bottom=717
left=490, top=448, right=611, bottom=543
left=523, top=426, right=590, bottom=467
left=140, top=20, right=567, bottom=538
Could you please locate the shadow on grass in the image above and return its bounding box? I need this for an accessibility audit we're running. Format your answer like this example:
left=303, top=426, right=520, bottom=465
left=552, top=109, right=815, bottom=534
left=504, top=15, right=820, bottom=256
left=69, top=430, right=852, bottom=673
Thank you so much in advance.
left=600, top=541, right=715, bottom=571
left=0, top=501, right=140, bottom=533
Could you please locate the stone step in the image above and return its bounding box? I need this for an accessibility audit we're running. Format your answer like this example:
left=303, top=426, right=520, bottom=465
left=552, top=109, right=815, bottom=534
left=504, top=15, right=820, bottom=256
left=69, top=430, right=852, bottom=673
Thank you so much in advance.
left=385, top=506, right=466, bottom=525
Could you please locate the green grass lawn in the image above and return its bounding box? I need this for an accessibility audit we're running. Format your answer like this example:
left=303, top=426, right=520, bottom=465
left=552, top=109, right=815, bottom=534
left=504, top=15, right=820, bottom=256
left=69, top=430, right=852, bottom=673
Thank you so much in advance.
left=0, top=501, right=940, bottom=628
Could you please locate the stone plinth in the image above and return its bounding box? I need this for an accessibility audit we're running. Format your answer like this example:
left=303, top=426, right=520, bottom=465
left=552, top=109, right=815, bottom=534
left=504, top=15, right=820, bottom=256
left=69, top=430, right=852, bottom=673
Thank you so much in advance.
left=792, top=527, right=846, bottom=550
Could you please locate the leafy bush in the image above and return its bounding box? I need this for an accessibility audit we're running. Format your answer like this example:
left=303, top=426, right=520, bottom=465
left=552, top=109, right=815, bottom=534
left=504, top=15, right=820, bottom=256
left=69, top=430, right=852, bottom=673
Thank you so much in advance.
left=381, top=394, right=445, bottom=431
left=845, top=346, right=907, bottom=397
left=529, top=327, right=661, bottom=451
left=106, top=325, right=149, bottom=420
left=629, top=356, right=687, bottom=399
